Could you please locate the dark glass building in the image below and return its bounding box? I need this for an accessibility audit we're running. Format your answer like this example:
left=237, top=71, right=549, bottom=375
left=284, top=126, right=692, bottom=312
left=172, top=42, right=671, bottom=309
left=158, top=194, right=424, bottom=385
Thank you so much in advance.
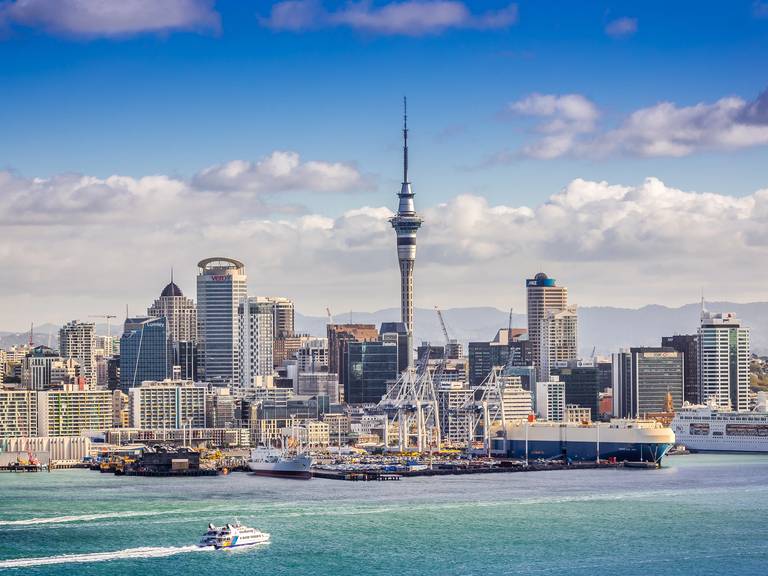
left=380, top=322, right=409, bottom=374
left=612, top=348, right=684, bottom=418
left=345, top=341, right=399, bottom=404
left=551, top=364, right=600, bottom=420
left=119, top=317, right=170, bottom=391
left=661, top=334, right=700, bottom=404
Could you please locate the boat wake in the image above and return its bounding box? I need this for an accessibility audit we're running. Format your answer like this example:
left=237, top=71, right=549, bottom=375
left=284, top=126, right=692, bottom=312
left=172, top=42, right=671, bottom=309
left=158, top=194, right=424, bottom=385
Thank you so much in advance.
left=0, top=510, right=172, bottom=526
left=0, top=545, right=212, bottom=569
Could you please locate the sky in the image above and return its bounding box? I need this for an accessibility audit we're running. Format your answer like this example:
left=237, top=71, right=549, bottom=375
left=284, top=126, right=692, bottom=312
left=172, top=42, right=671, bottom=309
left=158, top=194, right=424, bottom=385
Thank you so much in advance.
left=1, top=0, right=768, bottom=331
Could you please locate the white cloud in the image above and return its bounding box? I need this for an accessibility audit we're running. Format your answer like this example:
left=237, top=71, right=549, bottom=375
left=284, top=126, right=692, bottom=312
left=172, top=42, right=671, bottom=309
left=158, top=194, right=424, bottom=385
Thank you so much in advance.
left=262, top=0, right=518, bottom=35
left=507, top=89, right=768, bottom=159
left=192, top=151, right=370, bottom=193
left=0, top=0, right=220, bottom=38
left=605, top=17, right=637, bottom=38
left=4, top=167, right=768, bottom=330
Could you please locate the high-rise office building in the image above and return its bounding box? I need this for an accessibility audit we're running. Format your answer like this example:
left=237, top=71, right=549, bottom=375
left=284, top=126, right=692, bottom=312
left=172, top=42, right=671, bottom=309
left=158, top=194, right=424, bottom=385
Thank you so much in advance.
left=535, top=376, right=565, bottom=422
left=661, top=334, right=700, bottom=404
left=20, top=346, right=61, bottom=390
left=380, top=322, right=409, bottom=374
left=345, top=340, right=399, bottom=405
left=59, top=321, right=96, bottom=388
left=148, top=276, right=198, bottom=379
left=468, top=328, right=530, bottom=386
left=196, top=257, right=247, bottom=384
left=389, top=100, right=423, bottom=369
left=327, top=324, right=379, bottom=400
left=539, top=306, right=578, bottom=380
left=526, top=273, right=568, bottom=379
left=119, top=317, right=170, bottom=391
left=264, top=297, right=294, bottom=338
left=551, top=361, right=599, bottom=421
left=238, top=297, right=275, bottom=392
left=699, top=312, right=750, bottom=411
left=612, top=348, right=684, bottom=418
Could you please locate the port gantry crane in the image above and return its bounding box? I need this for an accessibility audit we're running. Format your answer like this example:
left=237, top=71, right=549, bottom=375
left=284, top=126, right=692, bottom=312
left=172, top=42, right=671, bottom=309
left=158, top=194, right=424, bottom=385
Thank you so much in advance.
left=377, top=353, right=441, bottom=454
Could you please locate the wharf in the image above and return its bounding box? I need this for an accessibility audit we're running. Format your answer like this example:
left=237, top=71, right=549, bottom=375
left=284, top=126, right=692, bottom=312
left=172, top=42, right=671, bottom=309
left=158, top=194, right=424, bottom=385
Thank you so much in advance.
left=123, top=469, right=218, bottom=477
left=312, top=460, right=636, bottom=481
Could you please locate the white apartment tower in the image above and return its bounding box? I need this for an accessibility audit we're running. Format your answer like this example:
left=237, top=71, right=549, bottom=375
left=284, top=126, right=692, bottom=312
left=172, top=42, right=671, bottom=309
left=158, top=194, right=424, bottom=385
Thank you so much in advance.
left=238, top=297, right=275, bottom=392
left=58, top=321, right=96, bottom=388
left=196, top=257, right=247, bottom=384
left=539, top=306, right=578, bottom=381
left=699, top=311, right=750, bottom=411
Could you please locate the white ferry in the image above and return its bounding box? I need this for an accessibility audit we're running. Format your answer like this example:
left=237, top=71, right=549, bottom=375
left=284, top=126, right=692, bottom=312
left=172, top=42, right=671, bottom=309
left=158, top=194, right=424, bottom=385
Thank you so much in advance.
left=672, top=393, right=768, bottom=453
left=202, top=521, right=270, bottom=549
left=247, top=446, right=313, bottom=479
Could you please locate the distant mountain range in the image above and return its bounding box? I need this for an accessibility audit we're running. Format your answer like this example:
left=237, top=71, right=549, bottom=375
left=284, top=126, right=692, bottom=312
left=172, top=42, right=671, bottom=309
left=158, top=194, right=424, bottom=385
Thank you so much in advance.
left=3, top=301, right=766, bottom=355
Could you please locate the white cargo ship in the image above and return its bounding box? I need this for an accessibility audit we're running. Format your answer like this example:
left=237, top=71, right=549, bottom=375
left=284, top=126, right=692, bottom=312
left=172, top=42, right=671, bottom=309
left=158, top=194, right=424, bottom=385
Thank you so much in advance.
left=491, top=418, right=675, bottom=464
left=247, top=446, right=312, bottom=479
left=672, top=393, right=768, bottom=453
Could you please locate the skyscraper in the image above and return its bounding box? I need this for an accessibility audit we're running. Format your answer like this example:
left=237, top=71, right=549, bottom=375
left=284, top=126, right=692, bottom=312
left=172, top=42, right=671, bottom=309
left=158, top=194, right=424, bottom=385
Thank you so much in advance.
left=119, top=317, right=170, bottom=391
left=526, top=273, right=568, bottom=379
left=699, top=312, right=750, bottom=411
left=196, top=257, right=247, bottom=384
left=389, top=99, right=423, bottom=369
left=58, top=321, right=96, bottom=388
left=238, top=297, right=275, bottom=392
left=148, top=275, right=198, bottom=379
left=539, top=306, right=578, bottom=380
left=661, top=334, right=700, bottom=404
left=612, top=347, right=684, bottom=418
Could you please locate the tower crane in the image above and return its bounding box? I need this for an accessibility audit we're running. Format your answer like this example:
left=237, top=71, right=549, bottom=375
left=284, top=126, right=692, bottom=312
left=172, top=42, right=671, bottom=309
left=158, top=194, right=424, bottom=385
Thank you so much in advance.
left=434, top=305, right=450, bottom=344
left=326, top=307, right=333, bottom=325
left=88, top=314, right=117, bottom=339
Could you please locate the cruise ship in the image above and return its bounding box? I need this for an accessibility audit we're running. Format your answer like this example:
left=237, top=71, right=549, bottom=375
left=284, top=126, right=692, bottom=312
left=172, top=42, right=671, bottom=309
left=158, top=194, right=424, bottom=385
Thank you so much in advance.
left=490, top=418, right=675, bottom=464
left=247, top=446, right=313, bottom=479
left=671, top=393, right=768, bottom=453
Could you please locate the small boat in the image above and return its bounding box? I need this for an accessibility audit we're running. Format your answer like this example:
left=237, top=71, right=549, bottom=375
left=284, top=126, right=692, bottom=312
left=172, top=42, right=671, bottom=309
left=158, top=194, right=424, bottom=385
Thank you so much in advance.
left=211, top=520, right=270, bottom=549
left=198, top=523, right=222, bottom=547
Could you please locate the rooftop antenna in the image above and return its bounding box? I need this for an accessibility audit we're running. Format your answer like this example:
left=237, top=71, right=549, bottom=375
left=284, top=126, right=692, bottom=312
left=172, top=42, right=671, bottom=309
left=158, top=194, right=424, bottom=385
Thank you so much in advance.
left=403, top=96, right=408, bottom=184
left=29, top=322, right=34, bottom=347
left=171, top=266, right=174, bottom=285
left=700, top=288, right=707, bottom=317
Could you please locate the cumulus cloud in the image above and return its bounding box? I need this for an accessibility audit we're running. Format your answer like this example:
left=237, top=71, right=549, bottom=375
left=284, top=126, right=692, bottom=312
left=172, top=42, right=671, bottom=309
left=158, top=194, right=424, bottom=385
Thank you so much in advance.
left=507, top=89, right=768, bottom=159
left=192, top=151, right=369, bottom=193
left=261, top=0, right=518, bottom=35
left=4, top=165, right=768, bottom=329
left=0, top=0, right=220, bottom=38
left=604, top=17, right=637, bottom=38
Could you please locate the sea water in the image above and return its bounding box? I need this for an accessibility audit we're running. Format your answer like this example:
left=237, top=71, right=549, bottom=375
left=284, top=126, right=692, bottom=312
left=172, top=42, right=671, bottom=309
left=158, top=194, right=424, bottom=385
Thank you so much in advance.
left=1, top=454, right=767, bottom=575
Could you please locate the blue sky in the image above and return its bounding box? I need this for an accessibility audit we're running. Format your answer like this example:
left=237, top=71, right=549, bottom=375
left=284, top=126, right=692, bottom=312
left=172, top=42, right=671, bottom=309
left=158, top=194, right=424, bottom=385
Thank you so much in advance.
left=1, top=0, right=768, bottom=329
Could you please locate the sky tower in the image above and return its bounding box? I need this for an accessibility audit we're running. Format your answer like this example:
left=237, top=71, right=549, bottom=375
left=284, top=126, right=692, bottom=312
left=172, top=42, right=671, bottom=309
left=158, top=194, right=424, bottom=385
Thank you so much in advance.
left=390, top=98, right=423, bottom=369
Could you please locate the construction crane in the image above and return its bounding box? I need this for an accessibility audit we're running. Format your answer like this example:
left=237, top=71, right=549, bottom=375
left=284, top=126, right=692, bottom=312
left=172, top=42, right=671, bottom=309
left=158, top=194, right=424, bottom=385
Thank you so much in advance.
left=434, top=305, right=450, bottom=344
left=326, top=307, right=333, bottom=325
left=508, top=307, right=513, bottom=338
left=88, top=314, right=117, bottom=339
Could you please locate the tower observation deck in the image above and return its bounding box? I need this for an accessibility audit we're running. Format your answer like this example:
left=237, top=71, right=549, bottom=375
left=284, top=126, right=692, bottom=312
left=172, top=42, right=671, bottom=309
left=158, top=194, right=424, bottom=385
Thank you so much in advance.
left=390, top=98, right=423, bottom=369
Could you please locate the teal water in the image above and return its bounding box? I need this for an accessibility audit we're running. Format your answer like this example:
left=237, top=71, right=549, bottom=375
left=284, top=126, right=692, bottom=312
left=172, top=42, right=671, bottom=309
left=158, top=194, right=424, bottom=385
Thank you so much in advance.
left=1, top=454, right=767, bottom=575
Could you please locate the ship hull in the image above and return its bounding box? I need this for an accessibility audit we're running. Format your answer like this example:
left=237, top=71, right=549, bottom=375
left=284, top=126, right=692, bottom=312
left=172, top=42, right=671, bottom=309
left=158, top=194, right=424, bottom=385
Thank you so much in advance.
left=492, top=439, right=673, bottom=463
left=672, top=408, right=768, bottom=453
left=247, top=466, right=312, bottom=479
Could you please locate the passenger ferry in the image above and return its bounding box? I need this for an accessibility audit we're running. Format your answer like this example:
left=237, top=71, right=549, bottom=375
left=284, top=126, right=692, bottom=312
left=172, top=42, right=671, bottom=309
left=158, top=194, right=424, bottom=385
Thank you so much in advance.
left=672, top=393, right=768, bottom=453
left=200, top=521, right=270, bottom=549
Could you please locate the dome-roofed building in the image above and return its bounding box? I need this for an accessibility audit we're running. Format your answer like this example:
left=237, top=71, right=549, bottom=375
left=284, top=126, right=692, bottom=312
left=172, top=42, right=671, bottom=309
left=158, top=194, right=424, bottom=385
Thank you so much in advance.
left=148, top=271, right=198, bottom=379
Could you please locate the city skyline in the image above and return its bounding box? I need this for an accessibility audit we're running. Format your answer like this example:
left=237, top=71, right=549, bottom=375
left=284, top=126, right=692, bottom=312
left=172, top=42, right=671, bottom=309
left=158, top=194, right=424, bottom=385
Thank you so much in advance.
left=2, top=1, right=768, bottom=328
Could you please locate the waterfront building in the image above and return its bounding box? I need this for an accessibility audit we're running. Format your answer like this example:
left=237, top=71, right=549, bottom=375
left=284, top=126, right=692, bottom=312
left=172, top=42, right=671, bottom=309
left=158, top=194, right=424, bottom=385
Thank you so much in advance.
left=0, top=390, right=39, bottom=437
left=500, top=377, right=533, bottom=420
left=612, top=348, right=684, bottom=418
left=539, top=306, right=578, bottom=381
left=526, top=273, right=568, bottom=379
left=389, top=100, right=423, bottom=369
left=205, top=387, right=237, bottom=428
left=196, top=257, right=248, bottom=384
left=345, top=340, right=399, bottom=405
left=437, top=383, right=474, bottom=447
left=59, top=321, right=96, bottom=388
left=128, top=379, right=206, bottom=429
left=661, top=334, right=700, bottom=404
left=535, top=377, right=565, bottom=422
left=323, top=413, right=352, bottom=445
left=238, top=297, right=275, bottom=393
left=20, top=346, right=61, bottom=390
left=551, top=361, right=600, bottom=421
left=119, top=317, right=170, bottom=392
left=698, top=312, right=750, bottom=411
left=38, top=388, right=114, bottom=436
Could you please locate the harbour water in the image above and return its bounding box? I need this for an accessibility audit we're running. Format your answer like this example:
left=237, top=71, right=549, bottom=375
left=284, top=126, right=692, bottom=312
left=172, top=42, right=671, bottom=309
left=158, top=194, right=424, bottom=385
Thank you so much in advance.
left=1, top=454, right=767, bottom=575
